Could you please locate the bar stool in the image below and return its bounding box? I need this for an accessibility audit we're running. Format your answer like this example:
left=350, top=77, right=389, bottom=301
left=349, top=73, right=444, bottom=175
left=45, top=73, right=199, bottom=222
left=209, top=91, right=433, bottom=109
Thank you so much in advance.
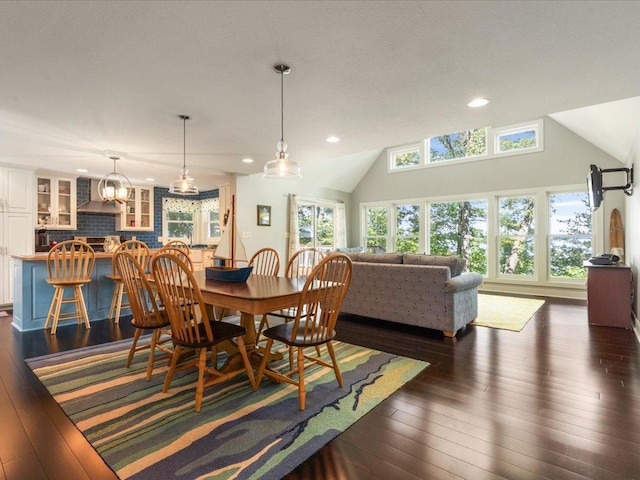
left=44, top=240, right=96, bottom=335
left=106, top=240, right=151, bottom=323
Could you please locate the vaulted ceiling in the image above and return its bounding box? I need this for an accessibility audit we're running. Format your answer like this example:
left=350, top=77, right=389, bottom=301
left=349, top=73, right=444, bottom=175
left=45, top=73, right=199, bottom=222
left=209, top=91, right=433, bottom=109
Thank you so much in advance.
left=1, top=1, right=639, bottom=192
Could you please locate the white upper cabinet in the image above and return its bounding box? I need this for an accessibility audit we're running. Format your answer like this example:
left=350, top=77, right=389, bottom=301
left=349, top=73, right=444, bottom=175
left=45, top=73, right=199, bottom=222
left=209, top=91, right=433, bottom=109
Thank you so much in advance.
left=118, top=185, right=154, bottom=231
left=36, top=175, right=77, bottom=229
left=1, top=167, right=32, bottom=213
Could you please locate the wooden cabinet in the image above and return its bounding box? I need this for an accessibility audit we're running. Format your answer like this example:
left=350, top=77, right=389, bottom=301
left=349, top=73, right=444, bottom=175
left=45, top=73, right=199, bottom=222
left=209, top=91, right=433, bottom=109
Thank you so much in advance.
left=585, top=263, right=632, bottom=328
left=36, top=175, right=77, bottom=229
left=118, top=185, right=154, bottom=231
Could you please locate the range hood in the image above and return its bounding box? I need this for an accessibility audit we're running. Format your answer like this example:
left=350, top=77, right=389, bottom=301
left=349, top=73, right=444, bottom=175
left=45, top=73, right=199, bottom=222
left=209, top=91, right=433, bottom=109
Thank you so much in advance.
left=77, top=179, right=124, bottom=214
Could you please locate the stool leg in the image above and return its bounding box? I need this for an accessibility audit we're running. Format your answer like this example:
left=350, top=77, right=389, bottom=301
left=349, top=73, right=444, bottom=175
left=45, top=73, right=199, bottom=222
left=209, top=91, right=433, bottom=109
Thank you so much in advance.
left=108, top=282, right=119, bottom=320
left=51, top=287, right=64, bottom=335
left=76, top=286, right=91, bottom=330
left=114, top=283, right=125, bottom=324
left=44, top=287, right=60, bottom=329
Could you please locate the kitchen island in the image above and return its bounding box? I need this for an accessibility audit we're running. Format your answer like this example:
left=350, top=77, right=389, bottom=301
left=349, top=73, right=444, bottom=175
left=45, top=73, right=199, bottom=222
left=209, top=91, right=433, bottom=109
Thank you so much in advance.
left=11, top=253, right=121, bottom=332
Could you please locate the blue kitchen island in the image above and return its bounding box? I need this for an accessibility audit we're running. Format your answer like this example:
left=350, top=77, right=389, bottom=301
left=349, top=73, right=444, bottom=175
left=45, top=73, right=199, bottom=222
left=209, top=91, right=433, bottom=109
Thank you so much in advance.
left=12, top=253, right=122, bottom=332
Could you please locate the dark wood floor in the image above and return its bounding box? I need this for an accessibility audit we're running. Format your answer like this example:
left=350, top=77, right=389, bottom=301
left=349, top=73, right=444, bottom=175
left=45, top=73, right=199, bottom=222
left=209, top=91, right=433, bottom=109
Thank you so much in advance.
left=1, top=297, right=639, bottom=480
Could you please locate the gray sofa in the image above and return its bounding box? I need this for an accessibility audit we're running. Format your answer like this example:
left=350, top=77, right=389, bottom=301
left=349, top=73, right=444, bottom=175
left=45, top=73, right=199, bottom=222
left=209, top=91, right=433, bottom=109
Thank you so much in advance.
left=340, top=253, right=483, bottom=337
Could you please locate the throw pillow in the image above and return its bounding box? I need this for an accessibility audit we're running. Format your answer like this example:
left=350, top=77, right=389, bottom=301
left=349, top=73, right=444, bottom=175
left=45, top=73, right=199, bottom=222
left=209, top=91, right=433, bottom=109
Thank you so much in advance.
left=402, top=253, right=464, bottom=276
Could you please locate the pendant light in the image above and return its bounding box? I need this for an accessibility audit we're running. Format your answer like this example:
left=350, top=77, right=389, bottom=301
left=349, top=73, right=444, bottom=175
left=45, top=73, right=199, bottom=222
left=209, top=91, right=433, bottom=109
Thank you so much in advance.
left=169, top=114, right=199, bottom=195
left=98, top=156, right=132, bottom=203
left=263, top=64, right=302, bottom=179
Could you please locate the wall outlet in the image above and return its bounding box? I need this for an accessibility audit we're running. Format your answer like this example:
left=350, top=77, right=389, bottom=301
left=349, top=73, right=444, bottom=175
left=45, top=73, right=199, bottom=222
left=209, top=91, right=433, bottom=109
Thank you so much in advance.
left=131, top=235, right=136, bottom=241
left=241, top=231, right=251, bottom=239
left=157, top=236, right=164, bottom=243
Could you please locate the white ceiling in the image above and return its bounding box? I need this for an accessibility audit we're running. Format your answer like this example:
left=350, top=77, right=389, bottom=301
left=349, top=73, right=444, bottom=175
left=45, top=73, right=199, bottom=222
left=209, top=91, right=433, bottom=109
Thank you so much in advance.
left=1, top=1, right=639, bottom=192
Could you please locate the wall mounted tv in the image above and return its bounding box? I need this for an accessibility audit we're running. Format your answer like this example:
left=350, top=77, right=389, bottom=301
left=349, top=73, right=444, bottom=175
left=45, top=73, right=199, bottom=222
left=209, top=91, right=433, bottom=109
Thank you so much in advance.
left=587, top=164, right=634, bottom=212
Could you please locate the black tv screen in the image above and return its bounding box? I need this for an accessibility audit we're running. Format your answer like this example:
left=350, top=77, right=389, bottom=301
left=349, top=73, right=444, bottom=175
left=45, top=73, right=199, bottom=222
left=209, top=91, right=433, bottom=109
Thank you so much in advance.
left=587, top=164, right=603, bottom=211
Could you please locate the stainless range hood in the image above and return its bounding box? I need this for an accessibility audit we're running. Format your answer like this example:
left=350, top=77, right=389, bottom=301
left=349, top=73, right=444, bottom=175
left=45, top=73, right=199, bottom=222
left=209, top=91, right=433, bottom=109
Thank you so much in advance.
left=77, top=179, right=124, bottom=214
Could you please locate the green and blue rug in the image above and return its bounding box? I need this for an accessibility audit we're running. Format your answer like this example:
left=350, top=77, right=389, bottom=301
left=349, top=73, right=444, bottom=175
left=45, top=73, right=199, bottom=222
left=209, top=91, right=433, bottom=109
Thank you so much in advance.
left=27, top=339, right=428, bottom=479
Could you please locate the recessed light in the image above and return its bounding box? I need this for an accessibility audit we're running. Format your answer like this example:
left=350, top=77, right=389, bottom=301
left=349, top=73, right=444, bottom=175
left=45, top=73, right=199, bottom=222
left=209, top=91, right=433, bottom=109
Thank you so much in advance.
left=326, top=136, right=340, bottom=143
left=242, top=158, right=254, bottom=163
left=467, top=98, right=489, bottom=108
left=76, top=168, right=88, bottom=173
left=145, top=178, right=155, bottom=182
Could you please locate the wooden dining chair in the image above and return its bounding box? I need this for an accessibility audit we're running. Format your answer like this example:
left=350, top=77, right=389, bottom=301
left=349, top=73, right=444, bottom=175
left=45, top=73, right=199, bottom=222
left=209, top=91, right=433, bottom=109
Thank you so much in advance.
left=151, top=252, right=256, bottom=412
left=257, top=247, right=324, bottom=339
left=255, top=253, right=353, bottom=410
left=248, top=247, right=280, bottom=276
left=106, top=240, right=151, bottom=323
left=114, top=251, right=172, bottom=381
left=154, top=246, right=194, bottom=271
left=44, top=240, right=96, bottom=335
left=160, top=240, right=190, bottom=254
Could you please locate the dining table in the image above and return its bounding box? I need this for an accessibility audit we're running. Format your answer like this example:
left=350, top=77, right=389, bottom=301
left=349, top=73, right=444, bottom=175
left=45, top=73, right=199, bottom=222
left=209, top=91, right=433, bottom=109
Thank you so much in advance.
left=192, top=271, right=308, bottom=371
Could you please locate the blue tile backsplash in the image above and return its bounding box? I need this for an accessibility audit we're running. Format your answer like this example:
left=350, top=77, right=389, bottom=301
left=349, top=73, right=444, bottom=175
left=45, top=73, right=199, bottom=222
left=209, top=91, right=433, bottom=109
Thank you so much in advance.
left=45, top=178, right=219, bottom=248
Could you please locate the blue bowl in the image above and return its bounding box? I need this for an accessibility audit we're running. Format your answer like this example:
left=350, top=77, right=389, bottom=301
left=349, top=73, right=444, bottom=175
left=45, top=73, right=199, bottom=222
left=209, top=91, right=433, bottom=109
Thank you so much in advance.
left=205, top=266, right=253, bottom=282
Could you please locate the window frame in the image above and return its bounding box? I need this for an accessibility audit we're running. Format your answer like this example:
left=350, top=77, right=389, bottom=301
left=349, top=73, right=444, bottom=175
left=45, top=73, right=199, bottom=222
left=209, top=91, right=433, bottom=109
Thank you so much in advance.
left=297, top=199, right=339, bottom=252
left=387, top=143, right=422, bottom=172
left=493, top=119, right=544, bottom=157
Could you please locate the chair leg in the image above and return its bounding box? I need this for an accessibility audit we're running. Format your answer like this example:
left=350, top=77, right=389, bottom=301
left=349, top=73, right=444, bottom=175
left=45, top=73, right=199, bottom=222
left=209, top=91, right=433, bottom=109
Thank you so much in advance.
left=297, top=347, right=306, bottom=411
left=114, top=284, right=125, bottom=324
left=163, top=345, right=182, bottom=393
left=325, top=341, right=343, bottom=387
left=255, top=338, right=274, bottom=386
left=127, top=329, right=143, bottom=368
left=236, top=336, right=256, bottom=390
left=257, top=314, right=270, bottom=340
left=194, top=348, right=206, bottom=412
left=145, top=329, right=160, bottom=381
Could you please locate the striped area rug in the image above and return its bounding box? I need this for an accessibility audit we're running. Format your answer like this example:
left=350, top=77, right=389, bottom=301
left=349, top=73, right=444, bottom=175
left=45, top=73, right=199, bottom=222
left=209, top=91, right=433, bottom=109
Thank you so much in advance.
left=27, top=339, right=428, bottom=480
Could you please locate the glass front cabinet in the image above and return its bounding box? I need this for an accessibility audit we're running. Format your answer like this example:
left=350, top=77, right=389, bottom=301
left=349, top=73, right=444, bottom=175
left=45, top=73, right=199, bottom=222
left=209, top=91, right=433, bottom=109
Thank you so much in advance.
left=118, top=185, right=154, bottom=231
left=36, top=176, right=77, bottom=229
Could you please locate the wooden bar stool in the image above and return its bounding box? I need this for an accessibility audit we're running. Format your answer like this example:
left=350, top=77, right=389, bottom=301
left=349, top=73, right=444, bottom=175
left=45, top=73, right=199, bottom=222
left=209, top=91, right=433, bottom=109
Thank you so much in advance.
left=106, top=240, right=150, bottom=323
left=44, top=240, right=96, bottom=335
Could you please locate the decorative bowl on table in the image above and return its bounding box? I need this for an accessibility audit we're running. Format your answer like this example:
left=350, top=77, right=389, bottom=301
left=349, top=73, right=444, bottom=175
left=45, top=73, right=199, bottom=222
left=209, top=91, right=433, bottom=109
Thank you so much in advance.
left=205, top=266, right=253, bottom=282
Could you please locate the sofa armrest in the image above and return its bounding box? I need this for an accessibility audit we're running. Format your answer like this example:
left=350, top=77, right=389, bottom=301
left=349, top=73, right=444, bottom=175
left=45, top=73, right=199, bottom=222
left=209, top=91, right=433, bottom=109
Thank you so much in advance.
left=445, top=272, right=483, bottom=293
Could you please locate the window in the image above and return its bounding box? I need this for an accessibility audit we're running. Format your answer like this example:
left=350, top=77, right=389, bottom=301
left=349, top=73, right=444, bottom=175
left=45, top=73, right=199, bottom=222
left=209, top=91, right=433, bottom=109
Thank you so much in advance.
left=364, top=206, right=388, bottom=253
left=388, top=144, right=421, bottom=170
left=494, top=120, right=543, bottom=155
left=166, top=211, right=195, bottom=243
left=429, top=200, right=487, bottom=274
left=549, top=192, right=591, bottom=279
left=428, top=128, right=487, bottom=163
left=395, top=204, right=420, bottom=252
left=298, top=201, right=336, bottom=250
left=162, top=197, right=221, bottom=244
left=498, top=195, right=536, bottom=276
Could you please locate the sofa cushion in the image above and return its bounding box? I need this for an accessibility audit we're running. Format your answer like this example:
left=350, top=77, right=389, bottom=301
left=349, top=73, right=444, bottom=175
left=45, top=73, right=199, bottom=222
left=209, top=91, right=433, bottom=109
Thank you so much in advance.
left=402, top=254, right=464, bottom=276
left=345, top=253, right=404, bottom=264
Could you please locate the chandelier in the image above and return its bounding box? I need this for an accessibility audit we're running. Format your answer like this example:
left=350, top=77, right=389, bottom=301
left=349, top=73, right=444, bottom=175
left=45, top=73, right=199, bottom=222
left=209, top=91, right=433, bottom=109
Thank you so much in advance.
left=263, top=64, right=302, bottom=179
left=98, top=156, right=131, bottom=203
left=169, top=114, right=199, bottom=195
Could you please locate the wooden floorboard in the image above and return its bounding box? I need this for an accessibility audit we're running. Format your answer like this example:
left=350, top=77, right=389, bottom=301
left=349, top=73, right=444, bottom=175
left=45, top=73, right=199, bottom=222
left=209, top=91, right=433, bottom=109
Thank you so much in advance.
left=1, top=296, right=639, bottom=480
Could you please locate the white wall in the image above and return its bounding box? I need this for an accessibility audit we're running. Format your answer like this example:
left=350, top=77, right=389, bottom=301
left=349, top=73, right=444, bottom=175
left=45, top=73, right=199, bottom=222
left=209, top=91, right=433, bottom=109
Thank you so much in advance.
left=234, top=173, right=350, bottom=272
left=624, top=134, right=640, bottom=319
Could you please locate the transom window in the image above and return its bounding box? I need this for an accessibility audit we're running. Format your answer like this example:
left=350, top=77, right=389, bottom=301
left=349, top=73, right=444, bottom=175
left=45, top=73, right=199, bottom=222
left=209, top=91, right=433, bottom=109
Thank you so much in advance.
left=388, top=119, right=544, bottom=171
left=428, top=128, right=487, bottom=163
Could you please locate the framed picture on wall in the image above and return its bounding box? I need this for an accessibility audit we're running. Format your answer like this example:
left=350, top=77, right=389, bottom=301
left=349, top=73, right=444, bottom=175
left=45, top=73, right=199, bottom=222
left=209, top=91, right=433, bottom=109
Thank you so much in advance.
left=257, top=205, right=271, bottom=226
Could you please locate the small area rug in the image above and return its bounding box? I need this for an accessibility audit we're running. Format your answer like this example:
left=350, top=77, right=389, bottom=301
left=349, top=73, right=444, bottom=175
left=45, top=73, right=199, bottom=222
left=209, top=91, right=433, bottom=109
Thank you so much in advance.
left=472, top=294, right=545, bottom=332
left=26, top=339, right=428, bottom=480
